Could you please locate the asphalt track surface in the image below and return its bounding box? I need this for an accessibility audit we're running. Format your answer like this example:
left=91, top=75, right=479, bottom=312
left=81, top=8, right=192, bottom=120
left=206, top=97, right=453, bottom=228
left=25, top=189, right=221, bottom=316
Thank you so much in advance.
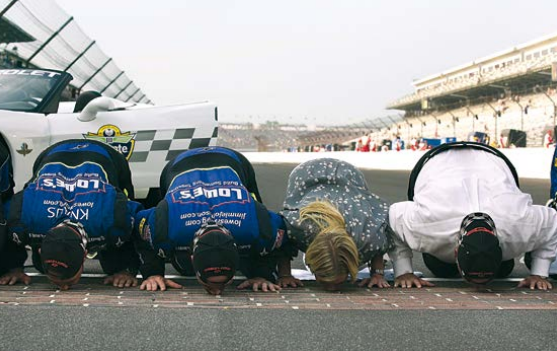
left=1, top=164, right=556, bottom=351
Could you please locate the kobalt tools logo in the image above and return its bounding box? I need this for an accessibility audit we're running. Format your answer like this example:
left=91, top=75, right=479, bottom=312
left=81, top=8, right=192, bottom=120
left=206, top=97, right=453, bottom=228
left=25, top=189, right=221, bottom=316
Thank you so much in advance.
left=84, top=124, right=136, bottom=159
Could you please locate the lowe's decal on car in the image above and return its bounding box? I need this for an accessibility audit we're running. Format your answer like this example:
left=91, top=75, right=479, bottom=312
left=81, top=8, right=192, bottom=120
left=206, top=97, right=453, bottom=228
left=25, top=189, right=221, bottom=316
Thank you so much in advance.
left=83, top=124, right=136, bottom=159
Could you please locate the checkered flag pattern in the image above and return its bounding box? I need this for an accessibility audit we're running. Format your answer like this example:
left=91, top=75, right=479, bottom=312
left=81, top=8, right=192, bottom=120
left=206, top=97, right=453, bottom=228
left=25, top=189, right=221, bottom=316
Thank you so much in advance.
left=129, top=127, right=218, bottom=163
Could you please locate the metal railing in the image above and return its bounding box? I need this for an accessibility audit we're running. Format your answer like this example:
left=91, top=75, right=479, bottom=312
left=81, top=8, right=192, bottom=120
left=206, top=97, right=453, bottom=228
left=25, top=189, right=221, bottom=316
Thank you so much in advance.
left=0, top=0, right=151, bottom=104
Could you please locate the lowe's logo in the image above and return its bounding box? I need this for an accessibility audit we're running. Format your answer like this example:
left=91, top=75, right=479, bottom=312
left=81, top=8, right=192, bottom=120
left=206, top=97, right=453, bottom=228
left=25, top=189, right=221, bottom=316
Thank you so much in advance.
left=37, top=175, right=106, bottom=201
left=178, top=187, right=244, bottom=200
left=170, top=186, right=250, bottom=208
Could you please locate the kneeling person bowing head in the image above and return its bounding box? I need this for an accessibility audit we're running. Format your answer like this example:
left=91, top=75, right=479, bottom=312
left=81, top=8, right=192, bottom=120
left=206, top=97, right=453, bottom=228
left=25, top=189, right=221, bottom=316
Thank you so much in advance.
left=40, top=221, right=88, bottom=290
left=456, top=212, right=503, bottom=285
left=191, top=223, right=240, bottom=295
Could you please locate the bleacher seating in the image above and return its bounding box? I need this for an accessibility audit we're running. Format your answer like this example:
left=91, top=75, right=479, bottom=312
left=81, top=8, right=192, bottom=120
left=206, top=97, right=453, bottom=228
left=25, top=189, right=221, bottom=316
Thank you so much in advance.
left=376, top=90, right=556, bottom=148
left=391, top=51, right=557, bottom=108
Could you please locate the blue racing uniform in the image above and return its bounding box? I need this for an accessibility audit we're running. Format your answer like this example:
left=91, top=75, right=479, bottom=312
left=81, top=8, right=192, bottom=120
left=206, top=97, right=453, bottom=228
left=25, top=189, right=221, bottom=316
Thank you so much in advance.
left=135, top=147, right=287, bottom=281
left=0, top=141, right=18, bottom=276
left=544, top=146, right=557, bottom=277
left=550, top=146, right=557, bottom=203
left=8, top=139, right=142, bottom=275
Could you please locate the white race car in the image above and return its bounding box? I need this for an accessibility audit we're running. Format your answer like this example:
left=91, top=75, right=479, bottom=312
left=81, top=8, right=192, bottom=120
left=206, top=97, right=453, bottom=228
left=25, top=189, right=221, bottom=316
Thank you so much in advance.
left=0, top=68, right=218, bottom=205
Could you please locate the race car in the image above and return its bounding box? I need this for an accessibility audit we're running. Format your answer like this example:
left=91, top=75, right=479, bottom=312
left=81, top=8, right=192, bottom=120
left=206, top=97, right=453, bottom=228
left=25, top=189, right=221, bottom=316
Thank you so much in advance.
left=0, top=68, right=218, bottom=205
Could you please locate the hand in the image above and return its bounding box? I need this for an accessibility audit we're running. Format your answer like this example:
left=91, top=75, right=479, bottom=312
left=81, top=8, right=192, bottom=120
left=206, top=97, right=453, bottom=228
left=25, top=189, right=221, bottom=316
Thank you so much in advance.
left=358, top=274, right=390, bottom=288
left=0, top=268, right=31, bottom=286
left=518, top=275, right=553, bottom=290
left=394, top=273, right=435, bottom=289
left=139, top=275, right=183, bottom=291
left=103, top=271, right=138, bottom=288
left=237, top=277, right=281, bottom=292
left=277, top=275, right=304, bottom=288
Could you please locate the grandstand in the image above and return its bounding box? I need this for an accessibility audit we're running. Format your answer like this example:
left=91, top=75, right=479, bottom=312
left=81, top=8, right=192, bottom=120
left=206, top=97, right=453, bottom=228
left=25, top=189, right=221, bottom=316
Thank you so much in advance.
left=388, top=32, right=557, bottom=147
left=0, top=0, right=151, bottom=104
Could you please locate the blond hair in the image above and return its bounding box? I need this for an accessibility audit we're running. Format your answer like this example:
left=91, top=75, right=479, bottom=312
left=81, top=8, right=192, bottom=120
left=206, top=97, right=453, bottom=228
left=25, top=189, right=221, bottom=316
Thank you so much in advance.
left=301, top=200, right=359, bottom=283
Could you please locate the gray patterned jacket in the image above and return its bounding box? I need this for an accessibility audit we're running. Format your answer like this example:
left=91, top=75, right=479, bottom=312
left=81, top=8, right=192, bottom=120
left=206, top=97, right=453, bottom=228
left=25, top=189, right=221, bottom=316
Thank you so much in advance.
left=281, top=158, right=394, bottom=267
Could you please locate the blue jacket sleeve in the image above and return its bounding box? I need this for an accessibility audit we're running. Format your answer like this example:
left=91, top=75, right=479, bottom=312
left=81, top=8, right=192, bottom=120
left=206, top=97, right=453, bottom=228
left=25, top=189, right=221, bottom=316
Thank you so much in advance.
left=127, top=200, right=144, bottom=216
left=551, top=146, right=557, bottom=199
left=239, top=210, right=290, bottom=281
left=251, top=210, right=288, bottom=254
left=127, top=200, right=144, bottom=230
left=0, top=238, right=28, bottom=273
left=133, top=208, right=165, bottom=278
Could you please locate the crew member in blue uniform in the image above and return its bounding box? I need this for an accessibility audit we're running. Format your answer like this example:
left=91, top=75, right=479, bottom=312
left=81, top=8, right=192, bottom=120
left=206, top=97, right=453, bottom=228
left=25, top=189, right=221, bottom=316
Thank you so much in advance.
left=1, top=139, right=142, bottom=290
left=135, top=146, right=290, bottom=294
left=525, top=144, right=557, bottom=279
left=0, top=140, right=27, bottom=285
left=548, top=145, right=557, bottom=210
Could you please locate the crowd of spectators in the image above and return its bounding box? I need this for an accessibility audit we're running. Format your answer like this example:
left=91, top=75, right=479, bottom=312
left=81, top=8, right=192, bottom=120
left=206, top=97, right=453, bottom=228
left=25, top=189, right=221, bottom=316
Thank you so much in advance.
left=0, top=49, right=24, bottom=69
left=543, top=130, right=554, bottom=148
left=217, top=123, right=308, bottom=152
left=351, top=135, right=431, bottom=152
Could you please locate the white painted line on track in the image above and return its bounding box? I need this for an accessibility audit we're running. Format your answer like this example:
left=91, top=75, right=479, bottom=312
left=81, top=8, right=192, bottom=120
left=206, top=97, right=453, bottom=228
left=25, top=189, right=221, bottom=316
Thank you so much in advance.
left=23, top=273, right=527, bottom=282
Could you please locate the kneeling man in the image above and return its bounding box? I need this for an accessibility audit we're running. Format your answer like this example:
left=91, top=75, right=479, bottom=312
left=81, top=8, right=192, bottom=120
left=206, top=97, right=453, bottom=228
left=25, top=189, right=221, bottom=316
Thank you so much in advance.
left=1, top=139, right=142, bottom=290
left=389, top=142, right=557, bottom=290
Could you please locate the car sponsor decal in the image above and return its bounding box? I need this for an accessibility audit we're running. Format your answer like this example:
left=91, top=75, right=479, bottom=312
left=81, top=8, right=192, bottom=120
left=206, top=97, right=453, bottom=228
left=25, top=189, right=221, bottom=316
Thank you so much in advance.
left=83, top=124, right=136, bottom=159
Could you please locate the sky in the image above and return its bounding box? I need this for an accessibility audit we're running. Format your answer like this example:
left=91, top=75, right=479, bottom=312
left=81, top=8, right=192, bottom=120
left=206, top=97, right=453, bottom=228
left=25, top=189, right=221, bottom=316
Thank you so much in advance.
left=55, top=0, right=557, bottom=126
